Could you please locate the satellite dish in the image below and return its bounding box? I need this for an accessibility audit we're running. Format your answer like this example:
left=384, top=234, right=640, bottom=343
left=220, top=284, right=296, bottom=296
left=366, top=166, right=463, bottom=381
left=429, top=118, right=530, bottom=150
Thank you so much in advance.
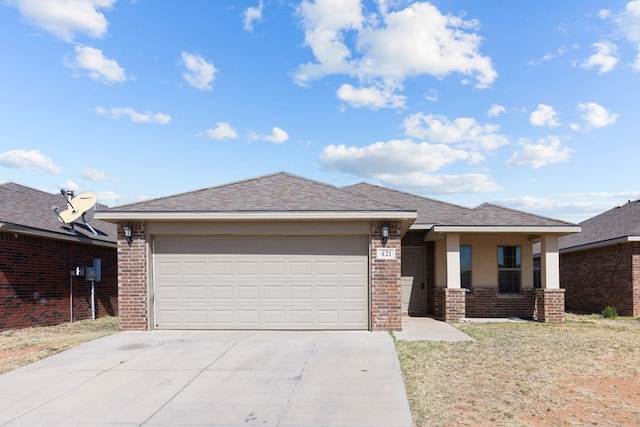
left=53, top=191, right=99, bottom=236
left=58, top=192, right=98, bottom=224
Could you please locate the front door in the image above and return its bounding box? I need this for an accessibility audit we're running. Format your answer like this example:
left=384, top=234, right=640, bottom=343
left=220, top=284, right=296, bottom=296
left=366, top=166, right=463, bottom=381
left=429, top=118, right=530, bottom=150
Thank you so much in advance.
left=401, top=247, right=427, bottom=315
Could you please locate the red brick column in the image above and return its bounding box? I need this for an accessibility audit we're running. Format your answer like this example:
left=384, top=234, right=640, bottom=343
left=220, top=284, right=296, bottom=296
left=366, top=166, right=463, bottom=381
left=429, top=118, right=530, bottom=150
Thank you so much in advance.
left=370, top=221, right=402, bottom=331
left=535, top=289, right=565, bottom=323
left=118, top=222, right=148, bottom=330
left=435, top=288, right=466, bottom=322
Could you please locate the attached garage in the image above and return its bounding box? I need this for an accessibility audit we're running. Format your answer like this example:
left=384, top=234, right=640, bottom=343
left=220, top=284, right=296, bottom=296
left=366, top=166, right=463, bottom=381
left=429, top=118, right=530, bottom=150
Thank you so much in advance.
left=96, top=173, right=417, bottom=331
left=153, top=235, right=369, bottom=330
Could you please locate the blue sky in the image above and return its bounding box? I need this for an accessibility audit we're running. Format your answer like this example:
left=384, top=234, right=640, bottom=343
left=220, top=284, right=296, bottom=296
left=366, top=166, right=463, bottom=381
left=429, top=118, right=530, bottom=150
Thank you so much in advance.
left=1, top=0, right=638, bottom=223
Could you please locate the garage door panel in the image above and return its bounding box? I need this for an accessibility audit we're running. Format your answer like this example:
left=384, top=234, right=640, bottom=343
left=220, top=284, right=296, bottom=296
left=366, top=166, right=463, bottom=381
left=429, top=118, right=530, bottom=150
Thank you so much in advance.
left=154, top=236, right=368, bottom=330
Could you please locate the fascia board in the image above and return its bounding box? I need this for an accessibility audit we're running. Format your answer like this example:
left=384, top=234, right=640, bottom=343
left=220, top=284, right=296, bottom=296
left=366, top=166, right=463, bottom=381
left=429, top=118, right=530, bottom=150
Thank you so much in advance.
left=94, top=211, right=418, bottom=222
left=561, top=235, right=640, bottom=253
left=431, top=225, right=582, bottom=234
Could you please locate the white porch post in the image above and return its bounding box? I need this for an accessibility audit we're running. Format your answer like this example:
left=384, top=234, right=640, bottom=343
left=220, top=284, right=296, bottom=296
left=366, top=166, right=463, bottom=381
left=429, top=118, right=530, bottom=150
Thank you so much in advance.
left=540, top=234, right=560, bottom=289
left=446, top=233, right=461, bottom=289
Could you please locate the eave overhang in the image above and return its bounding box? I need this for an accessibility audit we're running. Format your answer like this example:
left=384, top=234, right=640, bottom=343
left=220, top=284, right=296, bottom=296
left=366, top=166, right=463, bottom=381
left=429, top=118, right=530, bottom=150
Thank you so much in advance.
left=561, top=235, right=640, bottom=253
left=0, top=222, right=117, bottom=248
left=94, top=210, right=417, bottom=222
left=424, top=225, right=581, bottom=240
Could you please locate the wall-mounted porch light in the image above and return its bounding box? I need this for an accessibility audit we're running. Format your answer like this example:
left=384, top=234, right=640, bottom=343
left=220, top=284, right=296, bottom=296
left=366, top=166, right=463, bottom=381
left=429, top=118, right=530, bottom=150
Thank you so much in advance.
left=123, top=224, right=133, bottom=245
left=380, top=223, right=390, bottom=245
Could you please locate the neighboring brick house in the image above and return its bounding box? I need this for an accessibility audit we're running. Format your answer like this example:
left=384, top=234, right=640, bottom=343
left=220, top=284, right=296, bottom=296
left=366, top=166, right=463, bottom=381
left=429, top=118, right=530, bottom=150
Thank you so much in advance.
left=95, top=173, right=579, bottom=332
left=0, top=183, right=117, bottom=330
left=559, top=200, right=640, bottom=317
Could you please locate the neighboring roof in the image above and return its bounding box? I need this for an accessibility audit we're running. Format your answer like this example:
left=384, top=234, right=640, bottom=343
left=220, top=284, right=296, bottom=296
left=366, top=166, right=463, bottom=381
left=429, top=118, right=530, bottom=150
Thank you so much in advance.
left=343, top=182, right=578, bottom=234
left=95, top=172, right=417, bottom=222
left=0, top=183, right=116, bottom=245
left=561, top=200, right=640, bottom=251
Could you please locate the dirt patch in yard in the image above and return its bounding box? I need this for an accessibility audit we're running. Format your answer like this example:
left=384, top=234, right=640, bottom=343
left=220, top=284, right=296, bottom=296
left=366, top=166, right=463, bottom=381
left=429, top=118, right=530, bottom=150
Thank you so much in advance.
left=396, top=314, right=640, bottom=426
left=0, top=317, right=119, bottom=375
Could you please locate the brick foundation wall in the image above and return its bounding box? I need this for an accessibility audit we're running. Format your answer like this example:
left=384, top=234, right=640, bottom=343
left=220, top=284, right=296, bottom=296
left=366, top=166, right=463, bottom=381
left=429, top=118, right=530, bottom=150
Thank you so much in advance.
left=118, top=222, right=148, bottom=330
left=560, top=243, right=640, bottom=317
left=535, top=289, right=565, bottom=323
left=434, top=288, right=466, bottom=322
left=370, top=221, right=402, bottom=331
left=465, top=288, right=536, bottom=319
left=0, top=232, right=117, bottom=331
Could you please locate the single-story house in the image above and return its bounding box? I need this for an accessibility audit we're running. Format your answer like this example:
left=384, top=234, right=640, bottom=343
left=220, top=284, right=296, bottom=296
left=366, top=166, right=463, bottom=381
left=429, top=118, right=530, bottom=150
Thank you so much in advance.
left=559, top=200, right=640, bottom=317
left=0, top=183, right=117, bottom=330
left=95, top=173, right=579, bottom=331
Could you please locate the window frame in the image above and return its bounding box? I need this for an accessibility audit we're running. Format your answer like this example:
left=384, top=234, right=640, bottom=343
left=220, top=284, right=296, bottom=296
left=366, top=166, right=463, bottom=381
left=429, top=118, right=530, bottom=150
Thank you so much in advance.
left=497, top=245, right=521, bottom=293
left=460, top=245, right=472, bottom=291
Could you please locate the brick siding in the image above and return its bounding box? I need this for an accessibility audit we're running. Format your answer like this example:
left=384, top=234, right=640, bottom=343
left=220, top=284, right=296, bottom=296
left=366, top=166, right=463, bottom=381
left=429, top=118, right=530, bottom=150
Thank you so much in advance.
left=535, top=289, right=565, bottom=323
left=370, top=221, right=402, bottom=331
left=434, top=288, right=466, bottom=321
left=560, top=242, right=640, bottom=317
left=0, top=231, right=117, bottom=331
left=117, top=222, right=148, bottom=330
left=465, top=288, right=536, bottom=319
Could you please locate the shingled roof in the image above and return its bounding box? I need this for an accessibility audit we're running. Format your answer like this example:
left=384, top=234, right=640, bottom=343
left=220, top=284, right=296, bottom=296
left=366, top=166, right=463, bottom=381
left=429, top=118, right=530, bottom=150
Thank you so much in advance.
left=103, top=172, right=409, bottom=213
left=343, top=182, right=574, bottom=228
left=0, top=183, right=116, bottom=244
left=342, top=182, right=470, bottom=226
left=560, top=200, right=640, bottom=250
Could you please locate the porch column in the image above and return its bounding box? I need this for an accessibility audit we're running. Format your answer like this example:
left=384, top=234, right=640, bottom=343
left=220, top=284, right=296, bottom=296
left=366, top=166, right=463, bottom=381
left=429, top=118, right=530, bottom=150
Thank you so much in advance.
left=536, top=234, right=565, bottom=323
left=442, top=233, right=465, bottom=321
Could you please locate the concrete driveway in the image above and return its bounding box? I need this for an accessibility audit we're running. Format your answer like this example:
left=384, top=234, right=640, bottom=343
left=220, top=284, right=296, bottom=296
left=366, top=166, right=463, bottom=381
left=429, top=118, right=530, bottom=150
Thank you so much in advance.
left=0, top=330, right=413, bottom=426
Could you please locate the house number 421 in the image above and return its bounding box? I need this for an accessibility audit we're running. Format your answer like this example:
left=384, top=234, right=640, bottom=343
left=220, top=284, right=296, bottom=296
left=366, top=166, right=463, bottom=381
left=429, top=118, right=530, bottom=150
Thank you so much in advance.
left=376, top=248, right=396, bottom=259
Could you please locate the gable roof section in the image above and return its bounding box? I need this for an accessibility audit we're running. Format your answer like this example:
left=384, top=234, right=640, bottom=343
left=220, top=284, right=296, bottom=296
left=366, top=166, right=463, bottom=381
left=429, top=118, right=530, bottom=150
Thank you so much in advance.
left=0, top=182, right=116, bottom=245
left=96, top=173, right=417, bottom=222
left=343, top=182, right=579, bottom=234
left=342, top=182, right=471, bottom=227
left=561, top=200, right=640, bottom=251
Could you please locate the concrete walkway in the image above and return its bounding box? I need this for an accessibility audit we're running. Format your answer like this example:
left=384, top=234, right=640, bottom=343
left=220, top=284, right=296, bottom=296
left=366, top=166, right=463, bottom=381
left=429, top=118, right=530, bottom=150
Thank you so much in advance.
left=394, top=316, right=475, bottom=342
left=0, top=330, right=413, bottom=427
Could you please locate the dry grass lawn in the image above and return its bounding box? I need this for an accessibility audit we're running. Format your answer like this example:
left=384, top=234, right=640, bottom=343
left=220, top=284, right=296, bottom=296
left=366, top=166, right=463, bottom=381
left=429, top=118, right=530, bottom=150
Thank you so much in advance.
left=0, top=316, right=119, bottom=375
left=396, top=314, right=640, bottom=426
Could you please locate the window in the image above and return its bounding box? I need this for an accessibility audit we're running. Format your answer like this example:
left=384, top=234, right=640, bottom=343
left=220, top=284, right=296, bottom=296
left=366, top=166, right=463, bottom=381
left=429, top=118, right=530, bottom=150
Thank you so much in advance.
left=498, top=245, right=521, bottom=293
left=460, top=245, right=472, bottom=291
left=533, top=258, right=541, bottom=289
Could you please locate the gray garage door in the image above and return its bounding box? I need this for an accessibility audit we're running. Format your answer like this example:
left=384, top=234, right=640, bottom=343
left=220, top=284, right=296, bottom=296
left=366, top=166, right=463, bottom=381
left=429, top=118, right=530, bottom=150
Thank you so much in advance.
left=153, top=236, right=369, bottom=330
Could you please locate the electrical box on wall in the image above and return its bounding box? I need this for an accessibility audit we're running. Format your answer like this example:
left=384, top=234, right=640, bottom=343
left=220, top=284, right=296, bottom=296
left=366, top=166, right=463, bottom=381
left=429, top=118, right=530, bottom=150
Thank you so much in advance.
left=85, top=259, right=102, bottom=282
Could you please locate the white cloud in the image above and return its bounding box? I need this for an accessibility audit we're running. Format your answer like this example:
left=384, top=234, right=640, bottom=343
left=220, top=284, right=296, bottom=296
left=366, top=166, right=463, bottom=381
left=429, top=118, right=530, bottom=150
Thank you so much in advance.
left=243, top=0, right=263, bottom=32
left=599, top=9, right=612, bottom=19
left=337, top=83, right=406, bottom=109
left=96, top=191, right=121, bottom=205
left=374, top=172, right=501, bottom=194
left=206, top=122, right=238, bottom=140
left=96, top=107, right=171, bottom=124
left=181, top=52, right=217, bottom=90
left=403, top=113, right=508, bottom=151
left=581, top=42, right=619, bottom=74
left=577, top=102, right=618, bottom=128
left=82, top=168, right=117, bottom=181
left=263, top=127, right=289, bottom=144
left=616, top=1, right=640, bottom=43
left=9, top=0, right=115, bottom=42
left=320, top=139, right=474, bottom=175
left=487, top=104, right=506, bottom=117
left=58, top=180, right=79, bottom=192
left=530, top=104, right=560, bottom=127
left=66, top=45, right=126, bottom=84
left=506, top=136, right=572, bottom=169
left=0, top=149, right=62, bottom=174
left=294, top=1, right=496, bottom=96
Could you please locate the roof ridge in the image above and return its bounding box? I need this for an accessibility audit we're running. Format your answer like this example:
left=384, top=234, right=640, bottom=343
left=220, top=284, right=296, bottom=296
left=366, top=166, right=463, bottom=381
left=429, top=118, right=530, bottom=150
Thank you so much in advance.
left=343, top=182, right=472, bottom=211
left=472, top=202, right=576, bottom=225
